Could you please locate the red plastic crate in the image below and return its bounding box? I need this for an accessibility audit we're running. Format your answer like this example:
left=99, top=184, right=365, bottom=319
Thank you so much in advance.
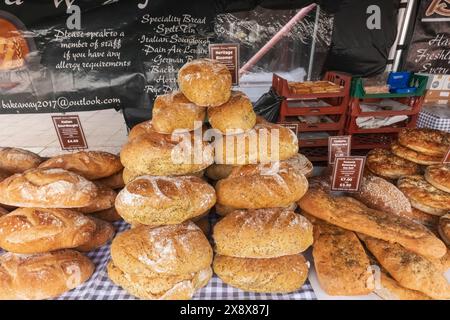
left=299, top=146, right=329, bottom=162
left=351, top=133, right=398, bottom=150
left=278, top=114, right=346, bottom=132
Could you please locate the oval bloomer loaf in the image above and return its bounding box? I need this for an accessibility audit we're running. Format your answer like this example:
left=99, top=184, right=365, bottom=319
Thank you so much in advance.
left=215, top=162, right=308, bottom=209
left=77, top=185, right=116, bottom=214
left=94, top=169, right=125, bottom=190
left=0, top=147, right=43, bottom=174
left=0, top=168, right=98, bottom=208
left=0, top=207, right=96, bottom=254
left=110, top=222, right=213, bottom=277
left=213, top=208, right=313, bottom=258
left=115, top=175, right=216, bottom=226
left=213, top=254, right=309, bottom=293
left=178, top=58, right=232, bottom=107
left=76, top=217, right=115, bottom=252
left=0, top=250, right=94, bottom=300
left=152, top=91, right=206, bottom=134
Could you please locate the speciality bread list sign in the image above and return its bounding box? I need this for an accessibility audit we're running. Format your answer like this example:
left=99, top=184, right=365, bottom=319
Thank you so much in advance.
left=52, top=115, right=88, bottom=150
left=331, top=156, right=365, bottom=192
left=328, top=136, right=351, bottom=165
left=209, top=43, right=240, bottom=85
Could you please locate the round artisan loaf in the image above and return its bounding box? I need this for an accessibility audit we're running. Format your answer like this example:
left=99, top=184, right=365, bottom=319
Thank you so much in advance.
left=213, top=254, right=309, bottom=293
left=205, top=164, right=234, bottom=181
left=353, top=175, right=412, bottom=216
left=398, top=128, right=450, bottom=157
left=425, top=164, right=450, bottom=193
left=284, top=153, right=313, bottom=178
left=76, top=217, right=115, bottom=252
left=0, top=250, right=94, bottom=300
left=215, top=162, right=308, bottom=209
left=110, top=222, right=213, bottom=277
left=207, top=91, right=256, bottom=133
left=152, top=91, right=206, bottom=133
left=39, top=151, right=123, bottom=180
left=0, top=207, right=96, bottom=254
left=128, top=120, right=160, bottom=141
left=77, top=185, right=116, bottom=214
left=91, top=206, right=122, bottom=222
left=438, top=213, right=450, bottom=246
left=397, top=175, right=450, bottom=216
left=0, top=168, right=98, bottom=208
left=0, top=147, right=43, bottom=174
left=213, top=208, right=313, bottom=258
left=391, top=141, right=442, bottom=165
left=122, top=167, right=204, bottom=184
left=366, top=148, right=420, bottom=179
left=178, top=58, right=232, bottom=107
left=94, top=169, right=125, bottom=190
left=120, top=129, right=214, bottom=176
left=115, top=175, right=216, bottom=226
left=215, top=202, right=297, bottom=217
left=108, top=262, right=212, bottom=300
left=214, top=117, right=299, bottom=165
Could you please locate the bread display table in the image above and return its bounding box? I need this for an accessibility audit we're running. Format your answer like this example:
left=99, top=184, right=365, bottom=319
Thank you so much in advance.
left=56, top=220, right=316, bottom=300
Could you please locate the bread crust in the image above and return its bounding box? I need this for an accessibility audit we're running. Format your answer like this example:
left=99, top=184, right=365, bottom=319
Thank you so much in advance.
left=397, top=175, right=450, bottom=216
left=215, top=202, right=297, bottom=217
left=215, top=162, right=308, bottom=209
left=77, top=185, right=116, bottom=214
left=90, top=207, right=122, bottom=222
left=205, top=164, right=234, bottom=180
left=402, top=208, right=440, bottom=228
left=398, top=128, right=450, bottom=157
left=375, top=272, right=431, bottom=300
left=128, top=120, right=160, bottom=141
left=0, top=168, right=98, bottom=208
left=312, top=220, right=375, bottom=296
left=95, top=169, right=125, bottom=190
left=213, top=208, right=313, bottom=258
left=0, top=250, right=94, bottom=300
left=366, top=148, right=420, bottom=179
left=360, top=235, right=450, bottom=300
left=213, top=254, right=308, bottom=293
left=122, top=167, right=204, bottom=184
left=438, top=213, right=450, bottom=246
left=391, top=141, right=442, bottom=165
left=178, top=58, right=231, bottom=107
left=39, top=151, right=123, bottom=180
left=0, top=169, right=10, bottom=183
left=0, top=207, right=8, bottom=216
left=115, top=175, right=216, bottom=226
left=297, top=189, right=446, bottom=259
left=0, top=148, right=43, bottom=174
left=76, top=217, right=115, bottom=252
left=208, top=91, right=256, bottom=133
left=425, top=164, right=450, bottom=193
left=152, top=91, right=206, bottom=133
left=110, top=222, right=213, bottom=276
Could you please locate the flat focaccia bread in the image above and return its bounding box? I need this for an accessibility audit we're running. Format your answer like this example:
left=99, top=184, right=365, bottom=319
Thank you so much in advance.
left=391, top=141, right=442, bottom=165
left=366, top=148, right=420, bottom=179
left=312, top=221, right=375, bottom=296
left=425, top=164, right=450, bottom=193
left=297, top=188, right=446, bottom=260
left=397, top=175, right=450, bottom=216
left=398, top=128, right=450, bottom=157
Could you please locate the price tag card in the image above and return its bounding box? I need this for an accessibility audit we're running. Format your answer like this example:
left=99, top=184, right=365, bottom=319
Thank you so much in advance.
left=52, top=115, right=88, bottom=151
left=444, top=147, right=450, bottom=164
left=331, top=156, right=366, bottom=192
left=328, top=136, right=351, bottom=164
left=209, top=43, right=240, bottom=86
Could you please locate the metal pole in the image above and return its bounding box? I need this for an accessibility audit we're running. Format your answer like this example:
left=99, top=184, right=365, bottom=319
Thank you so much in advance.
left=307, top=5, right=320, bottom=80
left=393, top=0, right=415, bottom=71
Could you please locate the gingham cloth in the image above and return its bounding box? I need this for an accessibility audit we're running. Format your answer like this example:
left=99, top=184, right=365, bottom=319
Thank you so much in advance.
left=56, top=217, right=317, bottom=300
left=417, top=107, right=450, bottom=132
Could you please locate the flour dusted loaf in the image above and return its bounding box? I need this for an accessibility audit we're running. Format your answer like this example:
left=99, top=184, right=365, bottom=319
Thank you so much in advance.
left=425, top=164, right=450, bottom=193
left=0, top=168, right=98, bottom=208
left=215, top=162, right=308, bottom=209
left=77, top=185, right=116, bottom=214
left=0, top=147, right=43, bottom=174
left=127, top=120, right=160, bottom=140
left=439, top=213, right=450, bottom=246
left=360, top=235, right=450, bottom=300
left=366, top=148, right=420, bottom=179
left=115, top=175, right=215, bottom=226
left=95, top=169, right=125, bottom=190
left=397, top=175, right=450, bottom=216
left=391, top=141, right=442, bottom=165
left=213, top=254, right=309, bottom=293
left=312, top=220, right=375, bottom=296
left=375, top=272, right=431, bottom=300
left=215, top=117, right=299, bottom=165
left=354, top=175, right=412, bottom=216
left=213, top=208, right=313, bottom=258
left=207, top=91, right=256, bottom=133
left=110, top=222, right=213, bottom=277
left=152, top=91, right=206, bottom=133
left=284, top=153, right=313, bottom=178
left=120, top=128, right=214, bottom=176
left=76, top=217, right=115, bottom=252
left=298, top=188, right=446, bottom=259
left=108, top=262, right=211, bottom=300
left=0, top=250, right=94, bottom=300
left=398, top=128, right=450, bottom=157
left=0, top=207, right=96, bottom=254
left=39, top=151, right=123, bottom=180
left=178, top=58, right=232, bottom=107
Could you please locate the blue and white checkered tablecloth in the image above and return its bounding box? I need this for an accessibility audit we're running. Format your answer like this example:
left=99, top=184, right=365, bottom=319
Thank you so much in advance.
left=417, top=106, right=450, bottom=132
left=56, top=218, right=317, bottom=300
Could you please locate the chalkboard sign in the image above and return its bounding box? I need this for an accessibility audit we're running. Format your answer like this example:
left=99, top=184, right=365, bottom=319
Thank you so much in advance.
left=405, top=0, right=450, bottom=74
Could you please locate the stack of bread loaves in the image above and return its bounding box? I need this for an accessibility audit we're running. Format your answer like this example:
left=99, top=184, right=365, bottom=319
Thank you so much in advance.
left=109, top=59, right=228, bottom=299
left=0, top=148, right=123, bottom=299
